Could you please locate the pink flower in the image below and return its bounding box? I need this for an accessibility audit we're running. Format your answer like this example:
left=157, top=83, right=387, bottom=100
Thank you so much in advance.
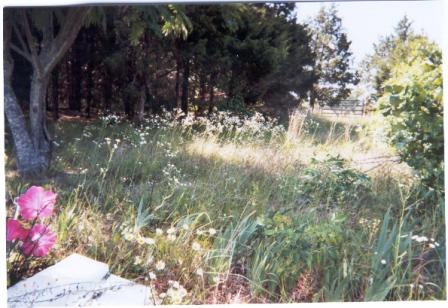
left=6, top=219, right=28, bottom=241
left=21, top=224, right=57, bottom=257
left=17, top=186, right=57, bottom=220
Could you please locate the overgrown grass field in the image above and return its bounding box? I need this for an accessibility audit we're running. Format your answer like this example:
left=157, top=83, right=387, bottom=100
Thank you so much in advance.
left=5, top=110, right=445, bottom=303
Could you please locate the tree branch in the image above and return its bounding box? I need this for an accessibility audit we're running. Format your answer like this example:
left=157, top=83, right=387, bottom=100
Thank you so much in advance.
left=10, top=43, right=32, bottom=63
left=12, top=22, right=30, bottom=54
left=44, top=7, right=92, bottom=75
left=20, top=10, right=44, bottom=74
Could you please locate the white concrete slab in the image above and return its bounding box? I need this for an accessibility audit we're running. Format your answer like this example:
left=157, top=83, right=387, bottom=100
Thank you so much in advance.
left=8, top=254, right=153, bottom=307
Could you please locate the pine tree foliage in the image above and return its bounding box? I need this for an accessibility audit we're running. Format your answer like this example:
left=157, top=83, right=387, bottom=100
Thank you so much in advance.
left=308, top=5, right=358, bottom=107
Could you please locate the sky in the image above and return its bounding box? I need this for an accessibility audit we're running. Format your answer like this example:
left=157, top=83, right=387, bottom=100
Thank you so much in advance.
left=295, top=0, right=444, bottom=66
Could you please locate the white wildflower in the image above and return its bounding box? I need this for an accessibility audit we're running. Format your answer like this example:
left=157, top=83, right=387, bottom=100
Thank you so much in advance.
left=155, top=260, right=166, bottom=271
left=208, top=228, right=217, bottom=236
left=149, top=272, right=157, bottom=280
left=192, top=241, right=201, bottom=251
left=146, top=255, right=154, bottom=265
left=142, top=237, right=156, bottom=245
left=381, top=259, right=387, bottom=265
left=166, top=284, right=187, bottom=304
left=169, top=280, right=180, bottom=289
left=167, top=227, right=176, bottom=235
left=196, top=268, right=204, bottom=277
left=416, top=236, right=428, bottom=242
left=134, top=256, right=143, bottom=265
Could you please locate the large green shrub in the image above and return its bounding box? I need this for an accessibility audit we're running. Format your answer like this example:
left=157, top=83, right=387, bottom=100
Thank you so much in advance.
left=379, top=39, right=443, bottom=202
left=299, top=156, right=372, bottom=207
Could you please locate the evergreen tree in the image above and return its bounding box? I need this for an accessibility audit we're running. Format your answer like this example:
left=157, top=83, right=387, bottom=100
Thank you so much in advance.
left=308, top=5, right=358, bottom=108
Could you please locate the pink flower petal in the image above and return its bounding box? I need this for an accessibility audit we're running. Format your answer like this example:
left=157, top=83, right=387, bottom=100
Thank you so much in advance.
left=17, top=186, right=57, bottom=221
left=6, top=219, right=28, bottom=241
left=21, top=224, right=57, bottom=257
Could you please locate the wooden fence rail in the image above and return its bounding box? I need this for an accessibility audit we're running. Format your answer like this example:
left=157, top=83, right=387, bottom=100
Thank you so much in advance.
left=314, top=99, right=367, bottom=117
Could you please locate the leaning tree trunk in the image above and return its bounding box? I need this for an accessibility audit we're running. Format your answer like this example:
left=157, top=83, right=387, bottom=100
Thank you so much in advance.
left=5, top=67, right=45, bottom=173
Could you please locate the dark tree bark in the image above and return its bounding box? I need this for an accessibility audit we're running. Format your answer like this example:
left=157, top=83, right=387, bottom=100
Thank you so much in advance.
left=85, top=26, right=96, bottom=118
left=181, top=58, right=190, bottom=114
left=69, top=45, right=82, bottom=112
left=208, top=77, right=215, bottom=114
left=309, top=87, right=316, bottom=110
left=29, top=71, right=51, bottom=163
left=86, top=64, right=93, bottom=118
left=135, top=84, right=146, bottom=125
left=175, top=56, right=182, bottom=110
left=198, top=72, right=206, bottom=115
left=103, top=70, right=112, bottom=111
left=52, top=69, right=59, bottom=121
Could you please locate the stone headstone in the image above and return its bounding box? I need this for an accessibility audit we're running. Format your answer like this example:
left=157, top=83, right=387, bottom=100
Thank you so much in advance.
left=7, top=254, right=154, bottom=307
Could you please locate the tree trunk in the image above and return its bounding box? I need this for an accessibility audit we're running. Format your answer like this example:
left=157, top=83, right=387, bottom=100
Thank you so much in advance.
left=4, top=71, right=45, bottom=173
left=86, top=63, right=93, bottom=118
left=4, top=28, right=45, bottom=174
left=69, top=48, right=82, bottom=112
left=208, top=79, right=215, bottom=114
left=135, top=85, right=146, bottom=125
left=175, top=56, right=182, bottom=110
left=29, top=72, right=51, bottom=168
left=198, top=73, right=206, bottom=115
left=181, top=58, right=190, bottom=114
left=5, top=7, right=91, bottom=174
left=52, top=69, right=59, bottom=121
left=85, top=26, right=96, bottom=118
left=103, top=69, right=112, bottom=111
left=309, top=88, right=316, bottom=110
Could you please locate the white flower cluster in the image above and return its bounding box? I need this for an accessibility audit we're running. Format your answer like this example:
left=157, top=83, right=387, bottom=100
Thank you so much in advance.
left=137, top=109, right=286, bottom=143
left=162, top=163, right=182, bottom=186
left=410, top=235, right=440, bottom=248
left=99, top=113, right=124, bottom=126
left=165, top=280, right=188, bottom=304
